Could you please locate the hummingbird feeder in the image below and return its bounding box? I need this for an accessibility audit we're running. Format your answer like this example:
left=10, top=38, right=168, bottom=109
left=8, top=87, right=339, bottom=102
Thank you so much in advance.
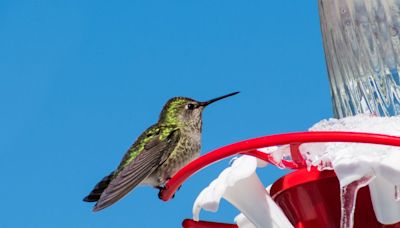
left=159, top=131, right=400, bottom=228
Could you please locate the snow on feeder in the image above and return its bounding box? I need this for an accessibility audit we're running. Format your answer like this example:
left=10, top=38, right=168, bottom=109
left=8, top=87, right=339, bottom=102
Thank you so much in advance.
left=157, top=0, right=400, bottom=227
left=159, top=119, right=400, bottom=227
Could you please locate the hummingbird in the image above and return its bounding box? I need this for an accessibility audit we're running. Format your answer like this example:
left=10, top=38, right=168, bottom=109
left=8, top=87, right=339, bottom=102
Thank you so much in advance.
left=83, top=91, right=239, bottom=212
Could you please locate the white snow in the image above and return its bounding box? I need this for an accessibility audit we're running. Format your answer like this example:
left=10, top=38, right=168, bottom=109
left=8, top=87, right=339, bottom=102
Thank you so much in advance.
left=192, top=115, right=400, bottom=227
left=301, top=115, right=400, bottom=226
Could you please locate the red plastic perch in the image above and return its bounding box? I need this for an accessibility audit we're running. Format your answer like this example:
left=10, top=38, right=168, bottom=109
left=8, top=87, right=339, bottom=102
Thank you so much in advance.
left=159, top=131, right=400, bottom=201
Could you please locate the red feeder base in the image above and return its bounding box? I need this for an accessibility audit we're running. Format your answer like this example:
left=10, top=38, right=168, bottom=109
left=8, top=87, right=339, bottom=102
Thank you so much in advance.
left=270, top=168, right=400, bottom=228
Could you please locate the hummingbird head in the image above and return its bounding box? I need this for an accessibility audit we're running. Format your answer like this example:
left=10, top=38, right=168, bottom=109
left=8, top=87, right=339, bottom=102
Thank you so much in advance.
left=158, top=92, right=239, bottom=130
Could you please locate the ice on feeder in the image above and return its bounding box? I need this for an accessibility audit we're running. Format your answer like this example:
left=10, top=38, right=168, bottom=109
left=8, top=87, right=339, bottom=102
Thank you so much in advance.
left=257, top=146, right=289, bottom=169
left=255, top=115, right=400, bottom=226
left=299, top=115, right=400, bottom=225
left=189, top=115, right=400, bottom=227
left=340, top=174, right=375, bottom=228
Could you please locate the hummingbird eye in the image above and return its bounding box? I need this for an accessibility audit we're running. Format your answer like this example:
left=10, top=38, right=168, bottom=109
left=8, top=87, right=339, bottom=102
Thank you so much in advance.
left=187, top=103, right=195, bottom=110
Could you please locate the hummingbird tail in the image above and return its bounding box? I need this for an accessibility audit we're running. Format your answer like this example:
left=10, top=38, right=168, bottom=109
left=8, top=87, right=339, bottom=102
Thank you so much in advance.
left=83, top=171, right=114, bottom=202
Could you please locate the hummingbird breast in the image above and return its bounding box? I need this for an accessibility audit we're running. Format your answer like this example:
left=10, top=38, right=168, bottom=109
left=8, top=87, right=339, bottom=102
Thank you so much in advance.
left=144, top=131, right=201, bottom=187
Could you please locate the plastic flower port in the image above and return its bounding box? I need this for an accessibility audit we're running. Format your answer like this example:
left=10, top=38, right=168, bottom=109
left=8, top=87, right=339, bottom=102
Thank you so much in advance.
left=192, top=155, right=293, bottom=228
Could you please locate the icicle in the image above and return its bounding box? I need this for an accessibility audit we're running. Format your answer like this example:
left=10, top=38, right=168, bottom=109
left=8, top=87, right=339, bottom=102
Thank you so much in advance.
left=340, top=174, right=376, bottom=228
left=259, top=146, right=290, bottom=169
left=395, top=185, right=400, bottom=202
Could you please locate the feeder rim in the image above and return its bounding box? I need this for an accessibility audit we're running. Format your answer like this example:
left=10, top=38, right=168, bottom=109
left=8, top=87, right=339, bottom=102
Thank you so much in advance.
left=159, top=131, right=400, bottom=201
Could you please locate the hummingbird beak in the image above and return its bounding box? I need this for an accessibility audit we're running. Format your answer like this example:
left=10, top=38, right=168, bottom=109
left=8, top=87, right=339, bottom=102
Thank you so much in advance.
left=199, top=91, right=240, bottom=107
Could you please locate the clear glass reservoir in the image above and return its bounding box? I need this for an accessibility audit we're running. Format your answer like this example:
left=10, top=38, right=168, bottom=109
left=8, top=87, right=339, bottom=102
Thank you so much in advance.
left=319, top=0, right=400, bottom=118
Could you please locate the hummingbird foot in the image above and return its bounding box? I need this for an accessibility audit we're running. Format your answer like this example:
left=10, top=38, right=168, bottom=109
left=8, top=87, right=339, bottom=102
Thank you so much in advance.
left=157, top=187, right=165, bottom=200
left=156, top=186, right=175, bottom=200
left=155, top=183, right=165, bottom=199
left=156, top=177, right=177, bottom=199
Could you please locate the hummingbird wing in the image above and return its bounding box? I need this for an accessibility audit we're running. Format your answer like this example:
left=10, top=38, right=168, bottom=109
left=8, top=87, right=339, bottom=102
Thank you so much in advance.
left=93, top=127, right=180, bottom=211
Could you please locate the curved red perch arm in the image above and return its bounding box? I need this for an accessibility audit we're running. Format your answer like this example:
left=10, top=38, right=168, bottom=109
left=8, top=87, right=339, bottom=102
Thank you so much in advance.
left=159, top=131, right=400, bottom=201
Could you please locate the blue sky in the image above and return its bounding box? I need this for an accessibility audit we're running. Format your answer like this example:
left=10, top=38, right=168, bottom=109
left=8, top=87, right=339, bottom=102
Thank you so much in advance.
left=0, top=1, right=331, bottom=227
